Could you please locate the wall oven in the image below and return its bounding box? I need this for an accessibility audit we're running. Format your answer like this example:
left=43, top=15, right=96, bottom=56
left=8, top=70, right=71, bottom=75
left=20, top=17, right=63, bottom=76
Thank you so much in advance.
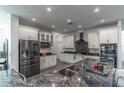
left=100, top=44, right=117, bottom=68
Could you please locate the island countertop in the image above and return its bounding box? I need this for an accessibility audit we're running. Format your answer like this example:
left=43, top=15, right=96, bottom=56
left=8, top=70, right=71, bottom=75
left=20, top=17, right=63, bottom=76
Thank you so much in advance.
left=0, top=69, right=27, bottom=87
left=27, top=59, right=113, bottom=87
left=26, top=69, right=112, bottom=87
left=0, top=59, right=113, bottom=87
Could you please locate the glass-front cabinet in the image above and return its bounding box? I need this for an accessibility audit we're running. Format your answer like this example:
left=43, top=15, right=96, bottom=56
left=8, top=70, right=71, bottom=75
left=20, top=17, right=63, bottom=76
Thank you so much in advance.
left=39, top=32, right=51, bottom=42
left=41, top=34, right=45, bottom=41
left=46, top=34, right=50, bottom=42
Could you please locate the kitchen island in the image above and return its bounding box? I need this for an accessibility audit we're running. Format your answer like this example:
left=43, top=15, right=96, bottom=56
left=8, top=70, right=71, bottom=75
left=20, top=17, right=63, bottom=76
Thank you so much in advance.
left=58, top=52, right=100, bottom=64
left=26, top=70, right=112, bottom=87
left=27, top=58, right=113, bottom=87
left=0, top=69, right=27, bottom=87
left=0, top=58, right=113, bottom=87
left=40, top=54, right=57, bottom=71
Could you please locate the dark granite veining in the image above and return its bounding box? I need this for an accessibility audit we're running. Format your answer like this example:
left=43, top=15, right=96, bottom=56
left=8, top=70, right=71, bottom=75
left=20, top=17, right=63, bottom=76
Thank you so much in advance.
left=0, top=69, right=27, bottom=87
left=26, top=70, right=112, bottom=87
left=26, top=59, right=113, bottom=87
left=0, top=59, right=113, bottom=87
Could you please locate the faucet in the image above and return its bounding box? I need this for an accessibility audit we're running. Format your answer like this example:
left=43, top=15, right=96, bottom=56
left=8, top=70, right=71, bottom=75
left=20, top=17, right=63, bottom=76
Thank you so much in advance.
left=17, top=72, right=27, bottom=84
left=74, top=53, right=85, bottom=63
left=74, top=53, right=85, bottom=67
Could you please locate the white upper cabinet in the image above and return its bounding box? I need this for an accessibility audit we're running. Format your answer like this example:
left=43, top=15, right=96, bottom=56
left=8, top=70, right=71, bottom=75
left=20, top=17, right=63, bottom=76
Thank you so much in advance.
left=39, top=31, right=51, bottom=42
left=19, top=25, right=38, bottom=40
left=75, top=32, right=80, bottom=41
left=99, top=27, right=118, bottom=44
left=88, top=29, right=99, bottom=48
left=56, top=35, right=63, bottom=42
left=63, top=35, right=75, bottom=48
left=45, top=33, right=51, bottom=42
left=63, top=37, right=69, bottom=48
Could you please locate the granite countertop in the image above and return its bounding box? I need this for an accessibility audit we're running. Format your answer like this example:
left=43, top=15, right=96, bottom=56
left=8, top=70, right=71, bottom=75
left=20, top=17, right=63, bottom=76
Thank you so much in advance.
left=26, top=69, right=112, bottom=87
left=27, top=59, right=113, bottom=87
left=0, top=69, right=27, bottom=87
left=0, top=59, right=113, bottom=87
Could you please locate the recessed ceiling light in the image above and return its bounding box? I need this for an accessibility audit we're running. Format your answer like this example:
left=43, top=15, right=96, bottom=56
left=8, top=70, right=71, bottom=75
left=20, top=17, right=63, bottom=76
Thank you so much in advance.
left=32, top=18, right=36, bottom=21
left=67, top=19, right=71, bottom=23
left=47, top=7, right=52, bottom=12
left=94, top=8, right=100, bottom=13
left=52, top=25, right=55, bottom=28
left=78, top=25, right=82, bottom=28
left=64, top=29, right=67, bottom=32
left=100, top=19, right=104, bottom=23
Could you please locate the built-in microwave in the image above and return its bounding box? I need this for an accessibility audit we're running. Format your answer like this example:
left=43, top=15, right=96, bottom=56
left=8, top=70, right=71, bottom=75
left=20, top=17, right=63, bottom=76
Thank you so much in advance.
left=100, top=44, right=117, bottom=68
left=100, top=44, right=117, bottom=55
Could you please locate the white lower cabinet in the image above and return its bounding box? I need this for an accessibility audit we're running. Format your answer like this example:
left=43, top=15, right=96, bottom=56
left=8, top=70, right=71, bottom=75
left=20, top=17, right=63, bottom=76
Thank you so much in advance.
left=59, top=53, right=82, bottom=63
left=59, top=53, right=100, bottom=63
left=40, top=55, right=57, bottom=70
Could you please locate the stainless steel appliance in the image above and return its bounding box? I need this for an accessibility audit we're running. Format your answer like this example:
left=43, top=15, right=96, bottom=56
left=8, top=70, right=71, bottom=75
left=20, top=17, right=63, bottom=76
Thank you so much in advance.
left=19, top=40, right=40, bottom=78
left=100, top=44, right=117, bottom=68
left=33, top=41, right=40, bottom=59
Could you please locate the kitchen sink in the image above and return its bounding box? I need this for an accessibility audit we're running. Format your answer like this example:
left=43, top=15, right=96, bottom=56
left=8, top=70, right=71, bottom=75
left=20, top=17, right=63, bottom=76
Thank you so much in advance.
left=58, top=65, right=80, bottom=77
left=59, top=69, right=75, bottom=77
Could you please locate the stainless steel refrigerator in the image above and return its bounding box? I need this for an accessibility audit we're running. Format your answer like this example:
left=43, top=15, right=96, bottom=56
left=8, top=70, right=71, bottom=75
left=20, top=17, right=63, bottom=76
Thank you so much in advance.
left=19, top=39, right=40, bottom=78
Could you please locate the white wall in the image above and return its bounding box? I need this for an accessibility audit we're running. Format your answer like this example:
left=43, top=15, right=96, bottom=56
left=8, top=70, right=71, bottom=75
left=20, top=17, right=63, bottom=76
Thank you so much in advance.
left=52, top=32, right=64, bottom=57
left=117, top=20, right=121, bottom=68
left=0, top=12, right=20, bottom=72
left=0, top=11, right=11, bottom=70
left=0, top=28, right=5, bottom=51
left=121, top=31, right=124, bottom=68
left=11, top=15, right=19, bottom=72
left=118, top=20, right=124, bottom=69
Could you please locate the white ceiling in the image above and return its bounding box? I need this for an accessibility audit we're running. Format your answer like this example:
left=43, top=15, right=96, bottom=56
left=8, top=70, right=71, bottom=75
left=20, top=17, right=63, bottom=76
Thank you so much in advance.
left=0, top=5, right=124, bottom=33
